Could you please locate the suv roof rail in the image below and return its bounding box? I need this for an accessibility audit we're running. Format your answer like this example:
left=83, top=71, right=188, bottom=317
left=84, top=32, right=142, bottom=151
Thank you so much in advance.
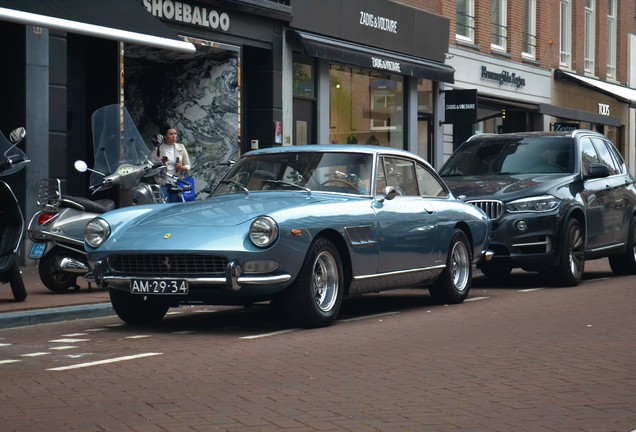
left=466, top=133, right=497, bottom=141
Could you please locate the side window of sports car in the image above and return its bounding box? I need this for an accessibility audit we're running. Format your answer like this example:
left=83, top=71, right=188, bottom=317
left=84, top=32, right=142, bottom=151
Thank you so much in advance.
left=580, top=138, right=600, bottom=175
left=382, top=157, right=419, bottom=196
left=416, top=163, right=447, bottom=197
left=591, top=137, right=618, bottom=176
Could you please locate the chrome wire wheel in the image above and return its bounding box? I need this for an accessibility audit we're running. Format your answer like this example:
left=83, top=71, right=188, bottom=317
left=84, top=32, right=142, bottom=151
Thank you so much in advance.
left=312, top=251, right=339, bottom=312
left=568, top=222, right=585, bottom=280
left=450, top=239, right=470, bottom=293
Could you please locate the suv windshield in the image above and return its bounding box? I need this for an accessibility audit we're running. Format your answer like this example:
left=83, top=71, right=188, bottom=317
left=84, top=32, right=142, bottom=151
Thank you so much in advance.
left=440, top=136, right=575, bottom=176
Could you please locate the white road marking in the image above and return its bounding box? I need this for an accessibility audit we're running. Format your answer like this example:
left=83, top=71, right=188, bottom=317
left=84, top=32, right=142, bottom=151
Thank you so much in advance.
left=518, top=288, right=544, bottom=292
left=49, top=346, right=77, bottom=350
left=125, top=335, right=151, bottom=339
left=338, top=311, right=399, bottom=322
left=240, top=329, right=300, bottom=339
left=21, top=352, right=50, bottom=357
left=0, top=359, right=21, bottom=365
left=465, top=296, right=489, bottom=302
left=0, top=343, right=11, bottom=347
left=47, top=352, right=162, bottom=371
left=84, top=328, right=109, bottom=332
left=49, top=338, right=90, bottom=344
left=62, top=333, right=88, bottom=337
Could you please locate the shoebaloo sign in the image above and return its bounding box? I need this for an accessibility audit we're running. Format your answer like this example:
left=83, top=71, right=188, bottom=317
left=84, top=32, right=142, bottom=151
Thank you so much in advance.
left=143, top=0, right=230, bottom=32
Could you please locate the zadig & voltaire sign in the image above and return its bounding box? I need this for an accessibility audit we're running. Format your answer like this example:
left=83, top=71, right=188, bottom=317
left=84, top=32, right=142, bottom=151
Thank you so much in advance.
left=143, top=0, right=230, bottom=31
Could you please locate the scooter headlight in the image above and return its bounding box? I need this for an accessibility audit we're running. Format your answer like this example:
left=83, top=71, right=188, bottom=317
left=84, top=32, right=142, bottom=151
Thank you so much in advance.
left=85, top=218, right=111, bottom=248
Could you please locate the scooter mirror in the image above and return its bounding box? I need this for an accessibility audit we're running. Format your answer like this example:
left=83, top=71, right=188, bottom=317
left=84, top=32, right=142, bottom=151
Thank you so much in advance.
left=151, top=134, right=164, bottom=147
left=9, top=127, right=26, bottom=144
left=74, top=160, right=88, bottom=172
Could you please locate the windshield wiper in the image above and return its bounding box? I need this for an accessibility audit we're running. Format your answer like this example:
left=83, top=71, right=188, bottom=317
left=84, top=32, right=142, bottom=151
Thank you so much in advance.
left=261, top=179, right=311, bottom=193
left=219, top=179, right=249, bottom=193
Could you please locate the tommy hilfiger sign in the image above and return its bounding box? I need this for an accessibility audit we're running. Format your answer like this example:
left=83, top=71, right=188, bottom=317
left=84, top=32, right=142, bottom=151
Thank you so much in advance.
left=480, top=66, right=526, bottom=88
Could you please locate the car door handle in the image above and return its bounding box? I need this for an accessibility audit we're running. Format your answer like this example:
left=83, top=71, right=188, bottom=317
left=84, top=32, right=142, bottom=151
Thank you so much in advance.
left=422, top=203, right=434, bottom=214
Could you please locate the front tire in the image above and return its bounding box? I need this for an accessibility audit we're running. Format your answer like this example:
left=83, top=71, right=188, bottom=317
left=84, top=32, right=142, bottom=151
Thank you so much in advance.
left=429, top=229, right=472, bottom=304
left=8, top=262, right=27, bottom=302
left=109, top=288, right=169, bottom=325
left=554, top=218, right=585, bottom=286
left=608, top=216, right=636, bottom=275
left=38, top=246, right=81, bottom=292
left=283, top=237, right=343, bottom=328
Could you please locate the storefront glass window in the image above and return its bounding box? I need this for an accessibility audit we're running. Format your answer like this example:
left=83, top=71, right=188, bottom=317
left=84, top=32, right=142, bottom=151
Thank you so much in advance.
left=293, top=60, right=314, bottom=98
left=329, top=64, right=403, bottom=148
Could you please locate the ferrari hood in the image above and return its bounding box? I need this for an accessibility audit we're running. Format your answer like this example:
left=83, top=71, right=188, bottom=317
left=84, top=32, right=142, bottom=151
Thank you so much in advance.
left=105, top=192, right=340, bottom=228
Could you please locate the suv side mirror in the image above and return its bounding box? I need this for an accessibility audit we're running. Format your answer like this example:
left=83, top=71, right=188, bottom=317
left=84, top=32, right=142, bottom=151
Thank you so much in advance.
left=586, top=163, right=610, bottom=179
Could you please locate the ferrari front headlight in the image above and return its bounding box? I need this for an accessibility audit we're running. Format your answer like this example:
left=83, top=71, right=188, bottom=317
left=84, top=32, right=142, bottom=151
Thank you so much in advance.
left=249, top=216, right=279, bottom=247
left=85, top=218, right=111, bottom=248
left=506, top=195, right=560, bottom=213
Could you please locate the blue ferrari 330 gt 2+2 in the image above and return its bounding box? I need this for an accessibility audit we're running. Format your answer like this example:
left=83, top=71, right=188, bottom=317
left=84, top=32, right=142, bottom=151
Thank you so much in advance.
left=84, top=145, right=492, bottom=327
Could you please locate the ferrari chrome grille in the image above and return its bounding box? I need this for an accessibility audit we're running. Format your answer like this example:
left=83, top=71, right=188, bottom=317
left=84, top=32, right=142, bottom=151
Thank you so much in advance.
left=108, top=254, right=229, bottom=275
left=467, top=199, right=504, bottom=220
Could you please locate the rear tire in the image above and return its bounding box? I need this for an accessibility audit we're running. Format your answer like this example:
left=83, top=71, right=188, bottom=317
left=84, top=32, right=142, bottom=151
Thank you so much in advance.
left=608, top=216, right=636, bottom=275
left=38, top=246, right=81, bottom=292
left=283, top=237, right=343, bottom=328
left=109, top=288, right=169, bottom=325
left=8, top=262, right=27, bottom=302
left=555, top=218, right=585, bottom=286
left=429, top=229, right=472, bottom=304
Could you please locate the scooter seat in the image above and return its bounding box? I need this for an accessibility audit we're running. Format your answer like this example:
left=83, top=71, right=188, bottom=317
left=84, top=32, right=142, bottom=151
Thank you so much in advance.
left=61, top=196, right=116, bottom=213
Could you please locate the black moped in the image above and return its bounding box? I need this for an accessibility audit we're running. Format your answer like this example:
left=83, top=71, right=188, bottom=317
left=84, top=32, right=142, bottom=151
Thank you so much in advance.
left=0, top=126, right=28, bottom=301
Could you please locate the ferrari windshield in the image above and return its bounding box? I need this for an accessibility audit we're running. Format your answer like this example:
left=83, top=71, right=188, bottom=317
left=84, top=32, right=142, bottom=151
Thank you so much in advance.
left=213, top=151, right=374, bottom=196
left=440, top=136, right=575, bottom=176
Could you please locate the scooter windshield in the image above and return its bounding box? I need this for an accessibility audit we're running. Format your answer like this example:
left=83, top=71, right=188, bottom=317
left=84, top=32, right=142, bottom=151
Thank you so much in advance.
left=0, top=130, right=27, bottom=177
left=90, top=104, right=152, bottom=188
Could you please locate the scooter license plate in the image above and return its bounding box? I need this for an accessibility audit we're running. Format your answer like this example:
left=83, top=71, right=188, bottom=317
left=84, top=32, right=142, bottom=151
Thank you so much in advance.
left=130, top=279, right=188, bottom=295
left=28, top=243, right=47, bottom=259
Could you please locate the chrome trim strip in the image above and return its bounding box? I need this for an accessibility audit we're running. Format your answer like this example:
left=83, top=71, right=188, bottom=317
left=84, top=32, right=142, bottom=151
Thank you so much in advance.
left=101, top=274, right=292, bottom=286
left=512, top=240, right=550, bottom=247
left=352, top=264, right=446, bottom=281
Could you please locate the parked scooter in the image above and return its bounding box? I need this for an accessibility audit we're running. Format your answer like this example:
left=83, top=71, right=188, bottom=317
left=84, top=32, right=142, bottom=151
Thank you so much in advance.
left=27, top=104, right=166, bottom=292
left=0, top=126, right=29, bottom=301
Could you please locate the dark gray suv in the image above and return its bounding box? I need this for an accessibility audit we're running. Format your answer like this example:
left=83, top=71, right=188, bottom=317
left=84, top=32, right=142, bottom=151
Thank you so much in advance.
left=440, top=130, right=636, bottom=286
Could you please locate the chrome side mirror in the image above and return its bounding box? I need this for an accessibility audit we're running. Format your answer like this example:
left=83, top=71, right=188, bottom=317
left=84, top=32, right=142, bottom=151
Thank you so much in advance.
left=378, top=186, right=398, bottom=202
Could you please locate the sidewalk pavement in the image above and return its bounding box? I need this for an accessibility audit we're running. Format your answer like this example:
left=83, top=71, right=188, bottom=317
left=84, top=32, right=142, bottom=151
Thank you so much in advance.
left=0, top=266, right=113, bottom=329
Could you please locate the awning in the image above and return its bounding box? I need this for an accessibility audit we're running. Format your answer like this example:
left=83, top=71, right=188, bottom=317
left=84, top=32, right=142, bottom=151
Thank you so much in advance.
left=290, top=30, right=454, bottom=83
left=554, top=69, right=636, bottom=108
left=0, top=0, right=195, bottom=53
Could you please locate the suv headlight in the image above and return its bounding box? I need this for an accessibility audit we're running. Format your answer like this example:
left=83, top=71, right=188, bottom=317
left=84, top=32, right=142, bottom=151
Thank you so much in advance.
left=506, top=195, right=560, bottom=213
left=85, top=218, right=111, bottom=248
left=249, top=216, right=279, bottom=247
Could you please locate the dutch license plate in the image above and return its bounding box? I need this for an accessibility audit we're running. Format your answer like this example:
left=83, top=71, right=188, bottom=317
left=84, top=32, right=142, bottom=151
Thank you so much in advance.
left=130, top=279, right=188, bottom=295
left=29, top=243, right=47, bottom=259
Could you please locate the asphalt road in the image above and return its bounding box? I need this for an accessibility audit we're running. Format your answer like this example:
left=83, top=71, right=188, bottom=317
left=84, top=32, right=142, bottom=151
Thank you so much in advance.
left=1, top=259, right=635, bottom=432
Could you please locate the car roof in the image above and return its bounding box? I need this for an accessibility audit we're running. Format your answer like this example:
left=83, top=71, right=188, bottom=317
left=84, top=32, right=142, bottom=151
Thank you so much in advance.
left=244, top=144, right=426, bottom=161
left=466, top=129, right=604, bottom=142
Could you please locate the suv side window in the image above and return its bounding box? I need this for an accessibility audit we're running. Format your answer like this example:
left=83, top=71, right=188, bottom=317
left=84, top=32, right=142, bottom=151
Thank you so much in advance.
left=591, top=137, right=618, bottom=176
left=603, top=140, right=626, bottom=175
left=580, top=138, right=600, bottom=174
